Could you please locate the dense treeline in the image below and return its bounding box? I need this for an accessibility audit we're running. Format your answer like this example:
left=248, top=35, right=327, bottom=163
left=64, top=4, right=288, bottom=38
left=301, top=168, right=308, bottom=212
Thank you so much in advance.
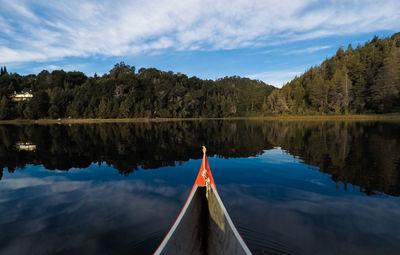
left=269, top=33, right=400, bottom=114
left=1, top=121, right=400, bottom=196
left=0, top=63, right=274, bottom=119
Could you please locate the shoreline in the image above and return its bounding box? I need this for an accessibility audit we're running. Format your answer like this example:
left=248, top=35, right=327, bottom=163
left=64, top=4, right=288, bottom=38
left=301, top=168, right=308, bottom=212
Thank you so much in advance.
left=1, top=114, right=400, bottom=125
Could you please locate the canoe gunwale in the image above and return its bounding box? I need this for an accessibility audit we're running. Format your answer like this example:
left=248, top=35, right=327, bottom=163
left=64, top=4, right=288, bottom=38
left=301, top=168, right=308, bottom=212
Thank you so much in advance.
left=154, top=152, right=251, bottom=254
left=154, top=185, right=201, bottom=255
left=155, top=184, right=251, bottom=255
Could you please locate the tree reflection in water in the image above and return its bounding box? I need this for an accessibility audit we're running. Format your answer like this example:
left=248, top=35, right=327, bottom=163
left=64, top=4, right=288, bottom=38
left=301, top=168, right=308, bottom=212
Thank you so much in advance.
left=0, top=120, right=400, bottom=196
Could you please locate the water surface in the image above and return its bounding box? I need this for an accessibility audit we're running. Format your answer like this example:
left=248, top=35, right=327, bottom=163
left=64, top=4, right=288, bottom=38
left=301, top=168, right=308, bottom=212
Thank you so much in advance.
left=1, top=121, right=400, bottom=254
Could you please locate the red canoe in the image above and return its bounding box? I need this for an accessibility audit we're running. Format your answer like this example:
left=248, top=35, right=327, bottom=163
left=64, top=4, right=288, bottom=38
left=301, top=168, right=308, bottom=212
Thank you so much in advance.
left=154, top=147, right=251, bottom=255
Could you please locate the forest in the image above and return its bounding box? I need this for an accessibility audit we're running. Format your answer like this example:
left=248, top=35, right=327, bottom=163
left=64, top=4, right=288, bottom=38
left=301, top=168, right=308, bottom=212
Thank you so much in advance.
left=0, top=64, right=274, bottom=119
left=0, top=33, right=399, bottom=120
left=269, top=32, right=400, bottom=114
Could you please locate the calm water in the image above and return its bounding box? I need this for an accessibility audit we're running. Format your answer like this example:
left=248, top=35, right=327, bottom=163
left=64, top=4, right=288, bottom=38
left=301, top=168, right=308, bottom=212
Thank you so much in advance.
left=1, top=121, right=400, bottom=255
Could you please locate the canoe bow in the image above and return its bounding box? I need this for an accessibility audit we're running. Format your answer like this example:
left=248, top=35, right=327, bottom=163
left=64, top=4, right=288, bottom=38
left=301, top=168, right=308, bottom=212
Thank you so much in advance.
left=154, top=147, right=251, bottom=255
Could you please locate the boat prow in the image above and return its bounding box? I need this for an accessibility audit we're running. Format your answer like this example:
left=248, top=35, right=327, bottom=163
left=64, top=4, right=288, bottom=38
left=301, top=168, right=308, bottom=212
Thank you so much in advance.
left=155, top=147, right=251, bottom=255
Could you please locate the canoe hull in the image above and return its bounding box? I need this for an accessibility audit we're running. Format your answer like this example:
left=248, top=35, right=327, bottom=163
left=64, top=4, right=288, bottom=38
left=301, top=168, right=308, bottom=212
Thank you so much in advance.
left=155, top=185, right=251, bottom=255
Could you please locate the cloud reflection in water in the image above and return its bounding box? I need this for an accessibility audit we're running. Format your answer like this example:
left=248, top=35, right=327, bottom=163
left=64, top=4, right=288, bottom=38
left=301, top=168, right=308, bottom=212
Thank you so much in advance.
left=0, top=175, right=188, bottom=255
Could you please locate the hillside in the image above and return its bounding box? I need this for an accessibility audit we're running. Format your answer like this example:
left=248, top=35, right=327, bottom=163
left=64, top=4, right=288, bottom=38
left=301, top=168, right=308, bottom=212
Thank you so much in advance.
left=268, top=33, right=400, bottom=114
left=0, top=64, right=275, bottom=119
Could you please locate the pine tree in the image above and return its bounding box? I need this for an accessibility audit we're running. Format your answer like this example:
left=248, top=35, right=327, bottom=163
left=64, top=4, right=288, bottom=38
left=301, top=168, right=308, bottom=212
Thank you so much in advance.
left=98, top=98, right=108, bottom=118
left=371, top=49, right=400, bottom=112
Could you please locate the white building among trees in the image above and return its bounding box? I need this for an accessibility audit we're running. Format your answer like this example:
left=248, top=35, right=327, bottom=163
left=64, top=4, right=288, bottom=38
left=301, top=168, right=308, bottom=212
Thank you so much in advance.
left=11, top=91, right=33, bottom=102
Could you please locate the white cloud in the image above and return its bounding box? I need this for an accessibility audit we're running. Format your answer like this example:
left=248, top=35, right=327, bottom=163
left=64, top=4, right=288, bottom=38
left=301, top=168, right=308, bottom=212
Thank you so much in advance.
left=0, top=0, right=399, bottom=64
left=32, top=63, right=87, bottom=73
left=287, top=45, right=332, bottom=54
left=0, top=177, right=51, bottom=189
left=247, top=69, right=305, bottom=87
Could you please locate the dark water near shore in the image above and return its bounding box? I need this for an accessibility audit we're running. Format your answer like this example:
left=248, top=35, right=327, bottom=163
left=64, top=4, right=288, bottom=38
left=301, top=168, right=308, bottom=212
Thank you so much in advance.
left=1, top=120, right=400, bottom=255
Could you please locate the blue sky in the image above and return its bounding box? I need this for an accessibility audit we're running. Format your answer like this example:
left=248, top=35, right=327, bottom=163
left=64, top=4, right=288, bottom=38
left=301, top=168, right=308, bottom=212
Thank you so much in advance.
left=0, top=0, right=399, bottom=88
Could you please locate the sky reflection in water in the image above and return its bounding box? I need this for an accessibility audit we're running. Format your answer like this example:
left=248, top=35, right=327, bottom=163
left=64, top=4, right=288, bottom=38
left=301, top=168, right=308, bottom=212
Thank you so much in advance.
left=1, top=121, right=400, bottom=254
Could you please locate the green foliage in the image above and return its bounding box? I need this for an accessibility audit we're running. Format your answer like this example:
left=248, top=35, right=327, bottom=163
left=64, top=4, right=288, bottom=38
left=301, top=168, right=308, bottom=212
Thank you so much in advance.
left=0, top=66, right=7, bottom=76
left=267, top=33, right=400, bottom=114
left=65, top=71, right=87, bottom=88
left=0, top=96, right=11, bottom=119
left=0, top=62, right=275, bottom=119
left=27, top=90, right=50, bottom=119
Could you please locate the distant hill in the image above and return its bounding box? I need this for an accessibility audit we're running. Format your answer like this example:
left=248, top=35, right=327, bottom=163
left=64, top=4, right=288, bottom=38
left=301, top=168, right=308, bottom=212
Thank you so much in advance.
left=268, top=33, right=400, bottom=114
left=0, top=64, right=275, bottom=120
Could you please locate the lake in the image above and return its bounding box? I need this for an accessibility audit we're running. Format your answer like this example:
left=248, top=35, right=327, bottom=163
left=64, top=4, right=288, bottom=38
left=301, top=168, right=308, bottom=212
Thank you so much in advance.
left=0, top=120, right=400, bottom=255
